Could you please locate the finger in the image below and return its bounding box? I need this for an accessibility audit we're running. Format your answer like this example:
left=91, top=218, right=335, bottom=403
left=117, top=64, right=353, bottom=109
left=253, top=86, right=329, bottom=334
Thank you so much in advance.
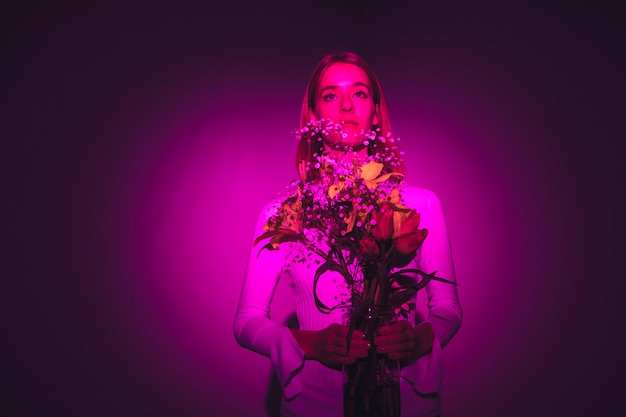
left=375, top=329, right=416, bottom=355
left=330, top=328, right=369, bottom=351
left=376, top=339, right=415, bottom=354
left=331, top=342, right=370, bottom=358
left=347, top=342, right=371, bottom=357
left=378, top=320, right=411, bottom=335
left=374, top=328, right=414, bottom=346
left=331, top=355, right=357, bottom=365
left=348, top=335, right=372, bottom=350
left=330, top=323, right=349, bottom=336
left=333, top=325, right=366, bottom=340
left=351, top=329, right=367, bottom=340
left=326, top=340, right=369, bottom=358
left=330, top=333, right=357, bottom=349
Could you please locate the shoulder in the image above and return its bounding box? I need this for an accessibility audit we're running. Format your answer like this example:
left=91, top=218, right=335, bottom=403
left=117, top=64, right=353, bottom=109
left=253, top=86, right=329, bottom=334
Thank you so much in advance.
left=255, top=198, right=283, bottom=225
left=400, top=184, right=450, bottom=233
left=400, top=184, right=442, bottom=212
left=256, top=183, right=299, bottom=222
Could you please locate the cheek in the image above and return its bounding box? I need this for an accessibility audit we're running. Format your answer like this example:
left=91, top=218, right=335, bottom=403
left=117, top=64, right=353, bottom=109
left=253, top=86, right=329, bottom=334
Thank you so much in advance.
left=360, top=104, right=377, bottom=123
left=316, top=103, right=337, bottom=119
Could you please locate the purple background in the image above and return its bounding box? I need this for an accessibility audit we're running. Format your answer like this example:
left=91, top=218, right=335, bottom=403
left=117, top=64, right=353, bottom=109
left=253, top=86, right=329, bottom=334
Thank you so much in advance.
left=4, top=1, right=624, bottom=416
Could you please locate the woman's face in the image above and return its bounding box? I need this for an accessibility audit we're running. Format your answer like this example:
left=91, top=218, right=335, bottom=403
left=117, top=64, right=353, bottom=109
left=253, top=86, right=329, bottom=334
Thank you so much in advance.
left=314, top=62, right=379, bottom=148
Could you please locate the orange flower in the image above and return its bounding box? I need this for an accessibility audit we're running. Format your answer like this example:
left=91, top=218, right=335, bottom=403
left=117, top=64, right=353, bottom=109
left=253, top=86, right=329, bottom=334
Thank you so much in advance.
left=343, top=206, right=357, bottom=234
left=360, top=161, right=404, bottom=190
left=264, top=196, right=302, bottom=234
left=371, top=203, right=394, bottom=241
left=387, top=188, right=401, bottom=204
left=328, top=182, right=345, bottom=199
left=283, top=200, right=303, bottom=231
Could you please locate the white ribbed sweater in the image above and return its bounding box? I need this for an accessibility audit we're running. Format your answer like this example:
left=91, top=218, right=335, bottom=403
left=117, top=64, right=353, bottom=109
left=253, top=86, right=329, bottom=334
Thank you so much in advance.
left=234, top=185, right=462, bottom=417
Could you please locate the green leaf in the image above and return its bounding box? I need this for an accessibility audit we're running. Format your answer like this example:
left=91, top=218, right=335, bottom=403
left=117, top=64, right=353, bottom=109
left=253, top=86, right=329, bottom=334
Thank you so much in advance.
left=255, top=243, right=277, bottom=258
left=313, top=260, right=347, bottom=313
left=390, top=268, right=457, bottom=291
left=253, top=229, right=286, bottom=246
left=273, top=233, right=304, bottom=245
left=255, top=227, right=304, bottom=246
left=389, top=288, right=416, bottom=308
left=391, top=273, right=417, bottom=288
left=254, top=229, right=305, bottom=257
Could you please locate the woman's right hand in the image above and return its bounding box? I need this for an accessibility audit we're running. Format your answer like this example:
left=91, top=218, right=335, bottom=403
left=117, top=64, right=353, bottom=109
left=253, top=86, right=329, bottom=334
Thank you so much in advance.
left=290, top=324, right=371, bottom=367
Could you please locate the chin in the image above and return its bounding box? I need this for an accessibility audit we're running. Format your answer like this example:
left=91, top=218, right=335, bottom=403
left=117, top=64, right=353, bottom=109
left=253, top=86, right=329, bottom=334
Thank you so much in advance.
left=342, top=127, right=366, bottom=138
left=329, top=138, right=367, bottom=150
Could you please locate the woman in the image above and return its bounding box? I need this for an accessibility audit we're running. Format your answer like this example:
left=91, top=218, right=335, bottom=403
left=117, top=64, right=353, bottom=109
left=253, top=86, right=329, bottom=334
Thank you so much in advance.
left=234, top=51, right=462, bottom=417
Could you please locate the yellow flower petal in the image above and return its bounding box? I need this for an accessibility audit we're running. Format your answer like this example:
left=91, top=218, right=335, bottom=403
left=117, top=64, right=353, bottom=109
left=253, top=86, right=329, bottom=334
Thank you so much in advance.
left=387, top=188, right=401, bottom=204
left=360, top=161, right=383, bottom=181
left=328, top=182, right=344, bottom=199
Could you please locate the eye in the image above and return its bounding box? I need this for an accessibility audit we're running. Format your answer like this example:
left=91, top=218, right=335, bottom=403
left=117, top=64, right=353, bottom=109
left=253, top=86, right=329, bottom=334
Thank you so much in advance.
left=322, top=93, right=337, bottom=101
left=354, top=90, right=369, bottom=99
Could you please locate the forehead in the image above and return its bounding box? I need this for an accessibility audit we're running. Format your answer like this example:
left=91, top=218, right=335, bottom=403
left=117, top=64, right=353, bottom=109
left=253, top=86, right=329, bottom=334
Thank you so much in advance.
left=318, top=63, right=372, bottom=88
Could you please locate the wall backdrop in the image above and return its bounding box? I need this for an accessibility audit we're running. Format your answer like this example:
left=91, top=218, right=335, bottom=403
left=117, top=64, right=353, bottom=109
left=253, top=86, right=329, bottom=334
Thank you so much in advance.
left=5, top=1, right=624, bottom=416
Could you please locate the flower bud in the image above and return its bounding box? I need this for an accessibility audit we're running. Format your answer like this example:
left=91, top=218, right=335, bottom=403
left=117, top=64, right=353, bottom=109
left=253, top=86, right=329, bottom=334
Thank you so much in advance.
left=397, top=210, right=421, bottom=237
left=395, top=229, right=428, bottom=255
left=371, top=203, right=394, bottom=241
left=359, top=237, right=380, bottom=259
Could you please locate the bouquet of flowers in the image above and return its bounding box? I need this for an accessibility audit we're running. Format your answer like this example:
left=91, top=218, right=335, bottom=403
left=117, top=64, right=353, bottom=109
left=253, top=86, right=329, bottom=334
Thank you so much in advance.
left=254, top=119, right=455, bottom=416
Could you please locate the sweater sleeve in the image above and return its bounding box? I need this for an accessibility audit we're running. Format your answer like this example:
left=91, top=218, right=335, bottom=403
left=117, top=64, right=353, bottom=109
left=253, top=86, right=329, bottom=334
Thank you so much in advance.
left=402, top=187, right=463, bottom=394
left=233, top=202, right=305, bottom=400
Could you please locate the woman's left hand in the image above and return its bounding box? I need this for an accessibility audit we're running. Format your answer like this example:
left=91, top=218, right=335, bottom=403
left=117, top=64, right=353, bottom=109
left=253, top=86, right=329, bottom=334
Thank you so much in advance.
left=373, top=321, right=434, bottom=363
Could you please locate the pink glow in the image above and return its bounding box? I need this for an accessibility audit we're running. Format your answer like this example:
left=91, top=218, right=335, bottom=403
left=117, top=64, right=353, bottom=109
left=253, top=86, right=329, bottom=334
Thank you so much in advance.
left=108, top=52, right=570, bottom=415
left=6, top=2, right=621, bottom=416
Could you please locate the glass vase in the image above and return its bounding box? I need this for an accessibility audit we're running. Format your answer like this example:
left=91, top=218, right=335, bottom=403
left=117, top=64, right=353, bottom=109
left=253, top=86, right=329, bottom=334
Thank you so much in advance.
left=343, top=305, right=401, bottom=417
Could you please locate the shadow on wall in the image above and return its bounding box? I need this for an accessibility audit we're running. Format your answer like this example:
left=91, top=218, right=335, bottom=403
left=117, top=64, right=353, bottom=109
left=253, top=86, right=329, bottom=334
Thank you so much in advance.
left=265, top=314, right=300, bottom=417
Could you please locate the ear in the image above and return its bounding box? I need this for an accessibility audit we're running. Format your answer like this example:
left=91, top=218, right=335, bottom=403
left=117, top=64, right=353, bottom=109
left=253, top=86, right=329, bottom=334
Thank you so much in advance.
left=372, top=104, right=380, bottom=126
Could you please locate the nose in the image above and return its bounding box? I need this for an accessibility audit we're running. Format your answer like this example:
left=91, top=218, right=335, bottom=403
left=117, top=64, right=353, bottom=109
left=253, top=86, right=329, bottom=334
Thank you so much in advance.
left=340, top=95, right=353, bottom=112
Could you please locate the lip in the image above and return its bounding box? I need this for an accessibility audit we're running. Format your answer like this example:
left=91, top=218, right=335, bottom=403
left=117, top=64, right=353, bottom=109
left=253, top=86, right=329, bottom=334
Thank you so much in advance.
left=340, top=120, right=359, bottom=126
